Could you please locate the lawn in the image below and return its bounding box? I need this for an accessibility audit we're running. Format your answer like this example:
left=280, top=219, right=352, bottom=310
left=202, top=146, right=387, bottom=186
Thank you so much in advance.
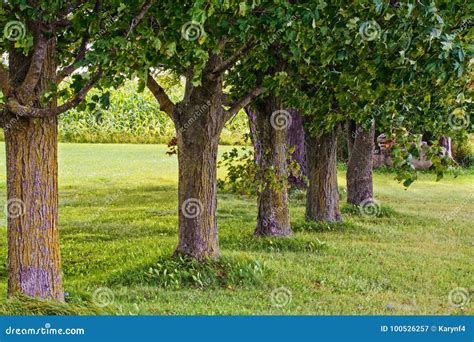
left=0, top=143, right=472, bottom=315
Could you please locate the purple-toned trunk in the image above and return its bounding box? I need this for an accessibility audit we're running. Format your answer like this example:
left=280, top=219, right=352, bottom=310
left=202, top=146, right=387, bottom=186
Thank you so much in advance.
left=286, top=109, right=307, bottom=189
left=5, top=40, right=63, bottom=300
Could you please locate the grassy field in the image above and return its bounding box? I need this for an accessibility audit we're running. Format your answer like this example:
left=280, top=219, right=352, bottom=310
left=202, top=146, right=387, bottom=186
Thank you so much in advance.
left=0, top=143, right=472, bottom=315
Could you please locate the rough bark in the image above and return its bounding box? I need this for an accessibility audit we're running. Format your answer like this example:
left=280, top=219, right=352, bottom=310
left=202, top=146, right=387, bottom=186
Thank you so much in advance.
left=173, top=55, right=226, bottom=260
left=305, top=127, right=341, bottom=222
left=5, top=40, right=64, bottom=300
left=346, top=121, right=375, bottom=205
left=249, top=97, right=292, bottom=236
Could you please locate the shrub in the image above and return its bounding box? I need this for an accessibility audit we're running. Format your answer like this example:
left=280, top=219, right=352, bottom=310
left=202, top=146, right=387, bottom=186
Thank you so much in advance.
left=145, top=255, right=267, bottom=289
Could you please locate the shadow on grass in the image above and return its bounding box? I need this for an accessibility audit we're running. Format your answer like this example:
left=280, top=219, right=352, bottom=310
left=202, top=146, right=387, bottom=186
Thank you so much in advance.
left=60, top=184, right=179, bottom=243
left=60, top=184, right=177, bottom=209
left=60, top=222, right=177, bottom=244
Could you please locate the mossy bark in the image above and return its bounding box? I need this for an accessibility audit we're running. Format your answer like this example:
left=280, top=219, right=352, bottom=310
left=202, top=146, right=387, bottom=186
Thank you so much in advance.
left=251, top=97, right=292, bottom=236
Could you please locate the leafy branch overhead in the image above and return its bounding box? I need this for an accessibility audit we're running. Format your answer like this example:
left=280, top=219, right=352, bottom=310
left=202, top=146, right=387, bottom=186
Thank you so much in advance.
left=0, top=0, right=153, bottom=119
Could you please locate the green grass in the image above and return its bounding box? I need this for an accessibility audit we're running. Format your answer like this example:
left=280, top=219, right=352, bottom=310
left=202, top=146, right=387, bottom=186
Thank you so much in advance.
left=0, top=142, right=472, bottom=315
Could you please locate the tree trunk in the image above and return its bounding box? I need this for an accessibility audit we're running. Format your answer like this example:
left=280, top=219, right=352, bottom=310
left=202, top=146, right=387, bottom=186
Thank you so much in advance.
left=305, top=127, right=341, bottom=222
left=4, top=41, right=64, bottom=300
left=175, top=129, right=221, bottom=260
left=346, top=121, right=375, bottom=205
left=286, top=109, right=306, bottom=189
left=250, top=97, right=292, bottom=236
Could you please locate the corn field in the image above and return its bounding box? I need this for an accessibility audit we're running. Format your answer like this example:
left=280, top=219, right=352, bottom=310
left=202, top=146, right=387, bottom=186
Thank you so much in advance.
left=27, top=81, right=248, bottom=145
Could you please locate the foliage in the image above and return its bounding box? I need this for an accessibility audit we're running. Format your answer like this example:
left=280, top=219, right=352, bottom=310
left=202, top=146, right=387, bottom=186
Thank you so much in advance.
left=0, top=77, right=249, bottom=144
left=218, top=146, right=259, bottom=195
left=227, top=0, right=472, bottom=185
left=0, top=0, right=148, bottom=107
left=218, top=145, right=306, bottom=195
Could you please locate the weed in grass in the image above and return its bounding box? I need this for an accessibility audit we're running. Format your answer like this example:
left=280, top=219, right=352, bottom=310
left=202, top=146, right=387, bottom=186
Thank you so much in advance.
left=108, top=255, right=267, bottom=289
left=145, top=256, right=267, bottom=289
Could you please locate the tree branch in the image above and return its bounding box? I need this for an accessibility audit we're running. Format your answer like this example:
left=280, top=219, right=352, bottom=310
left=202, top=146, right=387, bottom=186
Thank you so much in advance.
left=211, top=40, right=254, bottom=77
left=124, top=0, right=153, bottom=38
left=56, top=0, right=88, bottom=22
left=225, top=87, right=264, bottom=119
left=146, top=73, right=175, bottom=119
left=57, top=0, right=102, bottom=84
left=183, top=67, right=194, bottom=103
left=6, top=69, right=102, bottom=117
left=57, top=35, right=90, bottom=83
left=53, top=68, right=102, bottom=115
left=18, top=32, right=48, bottom=102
